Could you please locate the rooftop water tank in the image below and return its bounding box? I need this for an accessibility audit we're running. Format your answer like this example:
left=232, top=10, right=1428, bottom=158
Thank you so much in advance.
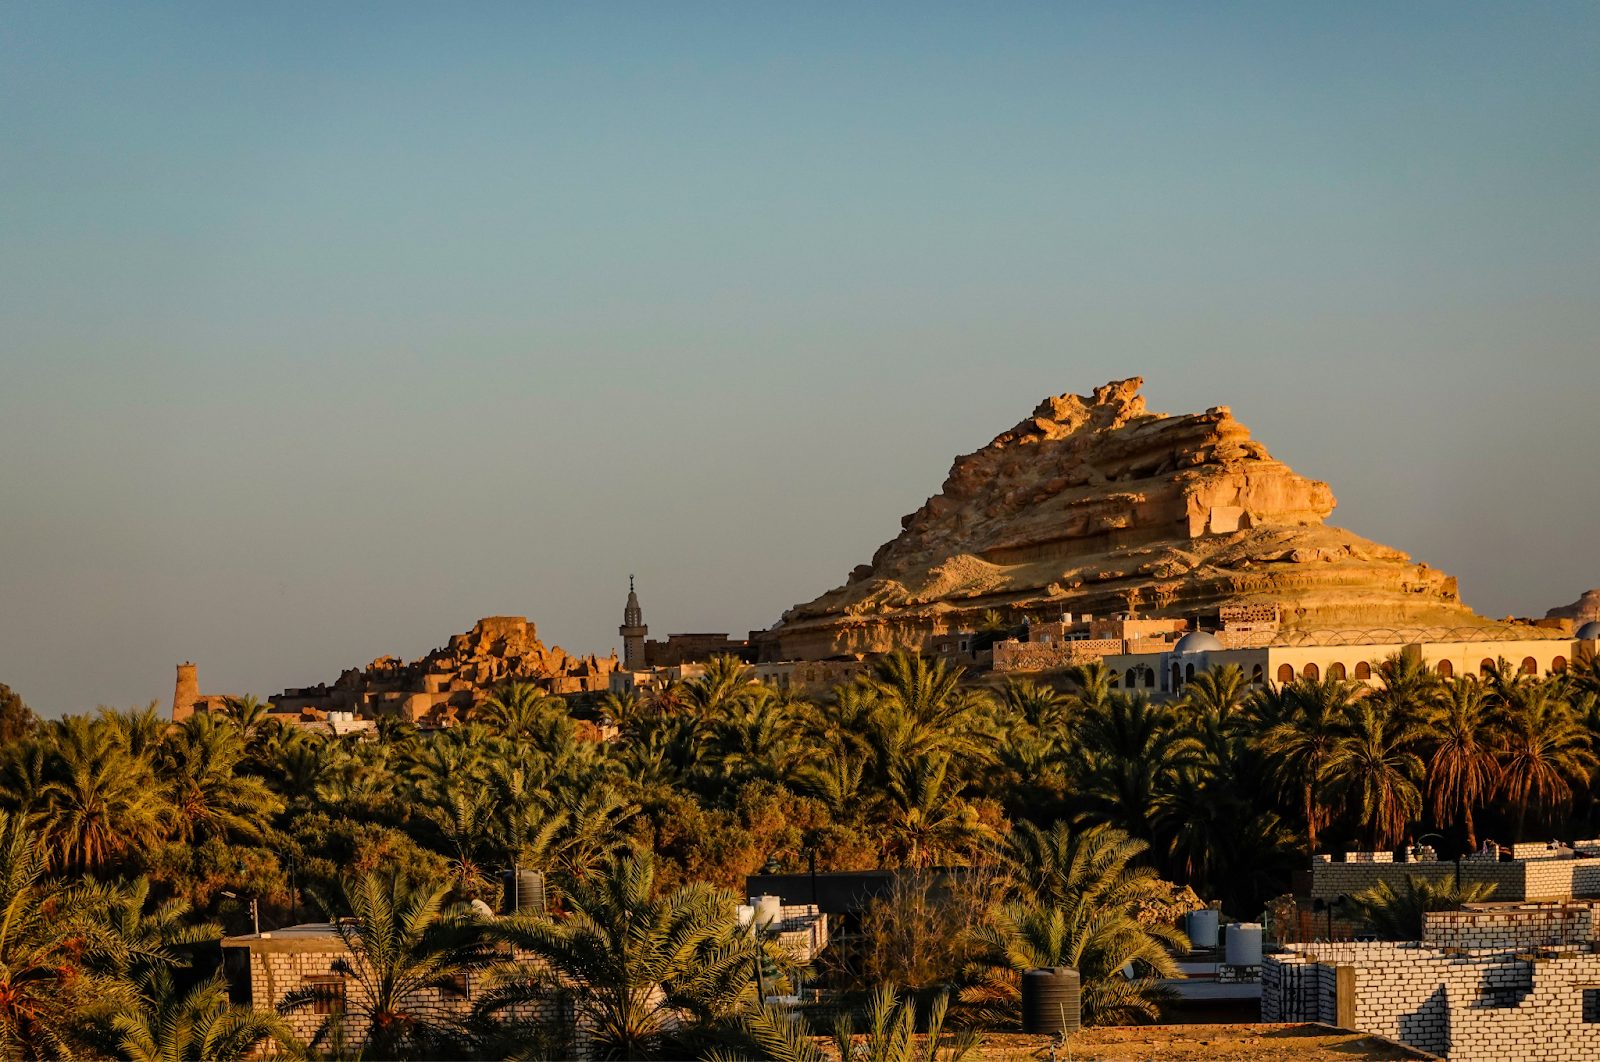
left=752, top=894, right=782, bottom=929
left=1186, top=908, right=1219, bottom=948
left=501, top=869, right=546, bottom=915
left=1021, top=967, right=1081, bottom=1034
left=1225, top=922, right=1263, bottom=966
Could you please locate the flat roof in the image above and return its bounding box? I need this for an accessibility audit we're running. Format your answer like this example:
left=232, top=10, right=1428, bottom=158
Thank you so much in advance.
left=908, top=1024, right=1436, bottom=1061
left=221, top=922, right=343, bottom=947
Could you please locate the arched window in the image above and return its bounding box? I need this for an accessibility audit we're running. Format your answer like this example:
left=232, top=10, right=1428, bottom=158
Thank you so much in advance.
left=1553, top=656, right=1568, bottom=674
left=1521, top=656, right=1538, bottom=675
left=1126, top=669, right=1137, bottom=689
left=1109, top=673, right=1120, bottom=688
left=1172, top=665, right=1182, bottom=689
left=1251, top=664, right=1264, bottom=685
left=1186, top=663, right=1196, bottom=683
left=1480, top=658, right=1495, bottom=676
left=1329, top=662, right=1346, bottom=680
left=1303, top=662, right=1320, bottom=681
left=1277, top=663, right=1295, bottom=685
left=1145, top=669, right=1155, bottom=688
left=1436, top=660, right=1453, bottom=678
left=1355, top=661, right=1371, bottom=680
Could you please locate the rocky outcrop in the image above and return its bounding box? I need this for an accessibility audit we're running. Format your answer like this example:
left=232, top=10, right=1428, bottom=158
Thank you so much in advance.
left=756, top=379, right=1488, bottom=660
left=270, top=616, right=618, bottom=724
left=1547, top=590, right=1600, bottom=626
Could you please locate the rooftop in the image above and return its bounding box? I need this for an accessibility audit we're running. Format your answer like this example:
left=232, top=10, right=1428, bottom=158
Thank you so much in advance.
left=848, top=1024, right=1436, bottom=1061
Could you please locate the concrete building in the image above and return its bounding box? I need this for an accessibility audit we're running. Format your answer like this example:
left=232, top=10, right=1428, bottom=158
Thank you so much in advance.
left=1264, top=902, right=1600, bottom=1060
left=1103, top=625, right=1589, bottom=697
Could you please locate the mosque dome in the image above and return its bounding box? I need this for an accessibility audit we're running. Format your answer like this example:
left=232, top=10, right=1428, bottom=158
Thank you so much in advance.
left=1578, top=621, right=1600, bottom=640
left=1174, top=631, right=1224, bottom=654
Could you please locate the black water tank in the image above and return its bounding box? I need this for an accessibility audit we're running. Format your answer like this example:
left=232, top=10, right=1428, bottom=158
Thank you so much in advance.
left=501, top=869, right=546, bottom=914
left=1021, top=966, right=1081, bottom=1034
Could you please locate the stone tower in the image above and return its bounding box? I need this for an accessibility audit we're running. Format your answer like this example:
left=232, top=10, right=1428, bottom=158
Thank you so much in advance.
left=619, top=577, right=647, bottom=670
left=173, top=662, right=200, bottom=722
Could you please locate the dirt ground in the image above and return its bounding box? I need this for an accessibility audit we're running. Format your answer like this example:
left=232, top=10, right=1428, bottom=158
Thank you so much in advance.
left=821, top=1024, right=1437, bottom=1061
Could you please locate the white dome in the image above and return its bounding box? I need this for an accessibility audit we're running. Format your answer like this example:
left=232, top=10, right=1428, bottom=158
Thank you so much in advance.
left=1174, top=631, right=1224, bottom=654
left=1578, top=621, right=1600, bottom=640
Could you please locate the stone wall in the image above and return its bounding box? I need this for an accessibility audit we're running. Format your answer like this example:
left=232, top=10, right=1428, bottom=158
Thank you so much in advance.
left=992, top=638, right=1123, bottom=673
left=1306, top=855, right=1600, bottom=904
left=1265, top=942, right=1600, bottom=1061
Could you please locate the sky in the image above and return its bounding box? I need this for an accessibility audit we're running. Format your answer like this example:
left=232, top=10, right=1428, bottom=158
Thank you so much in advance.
left=2, top=2, right=1597, bottom=717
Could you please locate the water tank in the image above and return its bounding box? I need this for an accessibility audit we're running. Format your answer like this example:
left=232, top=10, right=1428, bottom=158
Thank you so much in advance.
left=501, top=869, right=546, bottom=915
left=1225, top=922, right=1263, bottom=966
left=1021, top=967, right=1081, bottom=1034
left=1186, top=908, right=1219, bottom=948
left=752, top=894, right=782, bottom=928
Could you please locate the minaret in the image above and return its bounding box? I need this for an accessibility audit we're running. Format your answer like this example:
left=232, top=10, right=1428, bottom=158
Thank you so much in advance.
left=173, top=662, right=200, bottom=722
left=619, top=576, right=648, bottom=670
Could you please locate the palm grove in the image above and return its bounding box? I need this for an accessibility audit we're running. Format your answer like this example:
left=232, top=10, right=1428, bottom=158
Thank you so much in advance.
left=0, top=645, right=1596, bottom=1059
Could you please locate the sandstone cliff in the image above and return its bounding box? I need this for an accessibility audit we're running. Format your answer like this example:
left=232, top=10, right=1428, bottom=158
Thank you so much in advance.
left=758, top=379, right=1487, bottom=660
left=1547, top=590, right=1600, bottom=627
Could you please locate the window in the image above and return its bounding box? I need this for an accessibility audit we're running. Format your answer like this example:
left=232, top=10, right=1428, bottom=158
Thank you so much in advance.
left=1251, top=664, right=1264, bottom=685
left=1329, top=662, right=1346, bottom=680
left=1355, top=661, right=1371, bottom=680
left=1172, top=665, right=1182, bottom=689
left=1480, top=658, right=1495, bottom=676
left=1145, top=669, right=1155, bottom=689
left=1277, top=663, right=1295, bottom=684
left=1554, top=656, right=1568, bottom=674
left=1185, top=663, right=1195, bottom=683
left=442, top=973, right=469, bottom=1000
left=1126, top=669, right=1137, bottom=689
left=1436, top=660, right=1453, bottom=678
left=1521, top=657, right=1538, bottom=676
left=1303, top=662, right=1320, bottom=681
left=306, top=978, right=345, bottom=1015
left=1584, top=989, right=1600, bottom=1023
left=1109, top=673, right=1120, bottom=688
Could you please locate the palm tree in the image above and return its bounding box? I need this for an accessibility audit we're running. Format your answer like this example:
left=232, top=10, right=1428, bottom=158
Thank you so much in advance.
left=882, top=753, right=995, bottom=868
left=483, top=848, right=781, bottom=1060
left=0, top=810, right=110, bottom=1059
left=1063, top=661, right=1113, bottom=717
left=1368, top=652, right=1442, bottom=725
left=76, top=876, right=222, bottom=976
left=219, top=695, right=272, bottom=737
left=1182, top=664, right=1251, bottom=719
left=1346, top=874, right=1500, bottom=941
left=160, top=713, right=283, bottom=844
left=1324, top=701, right=1426, bottom=850
left=1073, top=692, right=1199, bottom=841
left=283, top=873, right=492, bottom=1060
left=998, top=679, right=1071, bottom=732
left=37, top=716, right=172, bottom=873
left=1260, top=673, right=1362, bottom=854
left=108, top=967, right=294, bottom=1062
left=685, top=656, right=758, bottom=720
left=1496, top=681, right=1596, bottom=842
left=976, top=824, right=1184, bottom=1025
left=1426, top=677, right=1502, bottom=850
left=477, top=682, right=564, bottom=735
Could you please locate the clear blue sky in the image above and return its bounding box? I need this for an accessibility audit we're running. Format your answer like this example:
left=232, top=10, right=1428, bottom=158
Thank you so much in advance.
left=3, top=2, right=1597, bottom=715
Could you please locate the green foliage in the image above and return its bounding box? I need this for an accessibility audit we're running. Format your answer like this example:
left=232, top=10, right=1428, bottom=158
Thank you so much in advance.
left=0, top=683, right=36, bottom=744
left=1347, top=874, right=1501, bottom=941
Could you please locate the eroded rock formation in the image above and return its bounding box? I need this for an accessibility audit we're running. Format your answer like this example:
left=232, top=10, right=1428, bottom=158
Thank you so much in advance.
left=1547, top=590, right=1600, bottom=627
left=757, top=378, right=1486, bottom=660
left=270, top=616, right=618, bottom=724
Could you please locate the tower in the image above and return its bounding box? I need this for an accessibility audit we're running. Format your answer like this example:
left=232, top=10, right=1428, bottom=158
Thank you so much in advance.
left=619, top=576, right=648, bottom=670
left=173, top=662, right=200, bottom=722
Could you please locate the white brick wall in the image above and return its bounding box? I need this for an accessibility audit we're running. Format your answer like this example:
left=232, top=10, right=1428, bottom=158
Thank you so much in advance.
left=1264, top=941, right=1600, bottom=1060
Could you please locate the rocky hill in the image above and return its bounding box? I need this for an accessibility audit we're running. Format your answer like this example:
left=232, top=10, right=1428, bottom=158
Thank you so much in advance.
left=270, top=616, right=618, bottom=724
left=757, top=378, right=1488, bottom=660
left=1547, top=590, right=1600, bottom=626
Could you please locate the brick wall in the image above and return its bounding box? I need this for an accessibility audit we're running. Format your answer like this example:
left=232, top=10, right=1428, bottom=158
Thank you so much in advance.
left=1264, top=942, right=1600, bottom=1061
